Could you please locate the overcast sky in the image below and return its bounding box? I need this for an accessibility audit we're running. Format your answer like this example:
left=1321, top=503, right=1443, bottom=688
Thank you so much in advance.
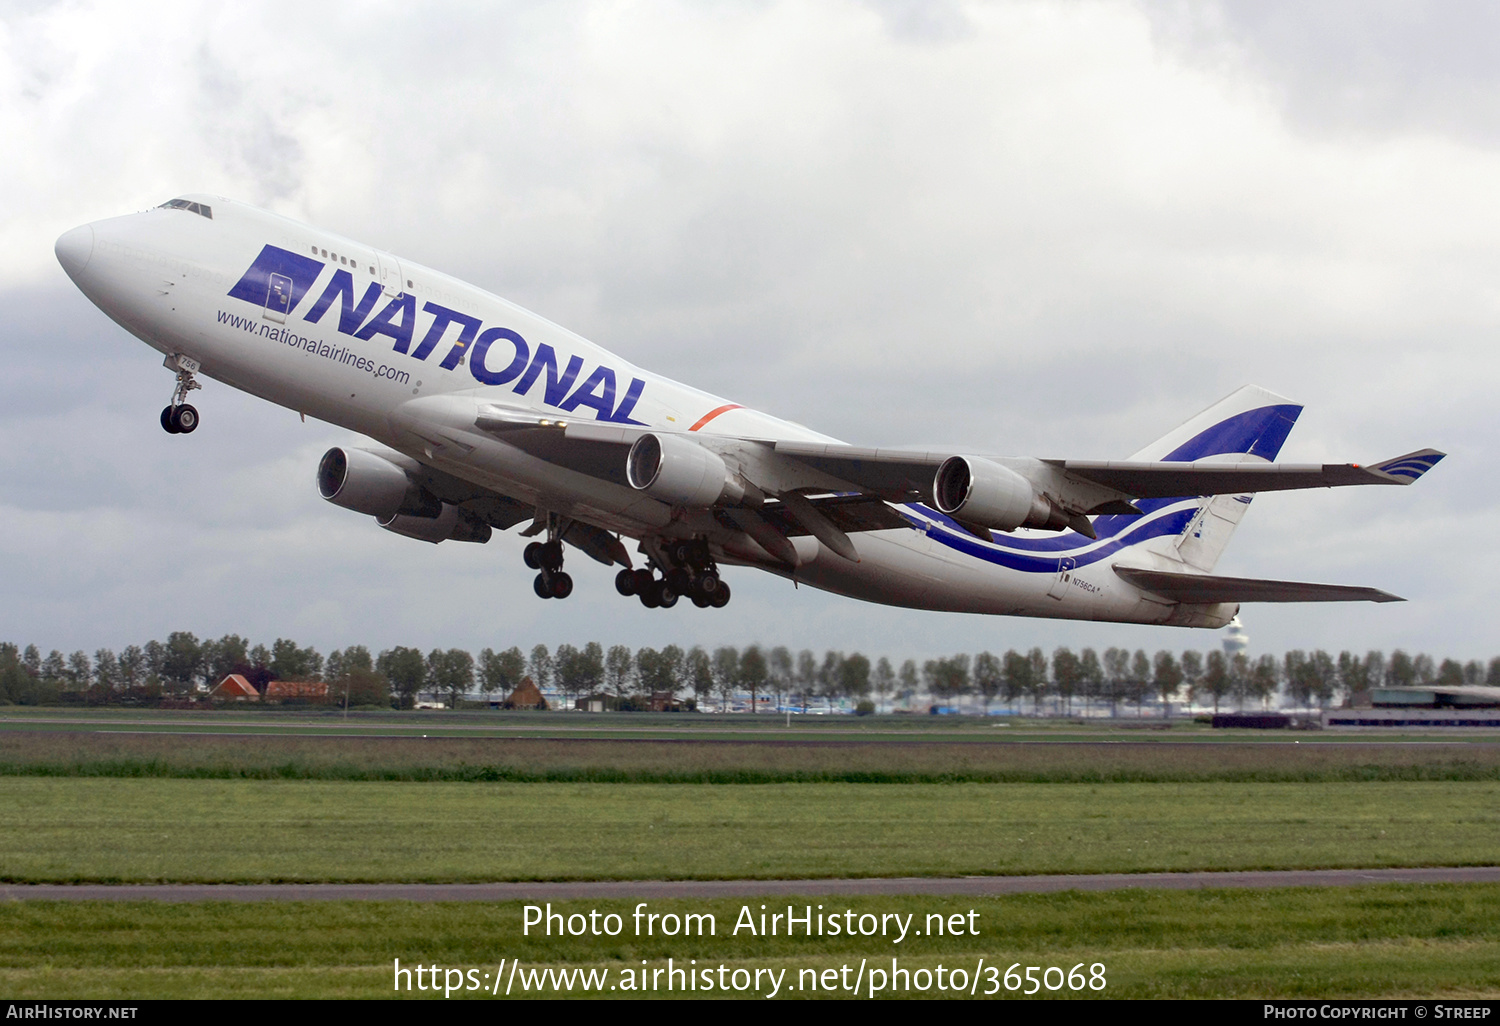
left=2, top=0, right=1496, bottom=665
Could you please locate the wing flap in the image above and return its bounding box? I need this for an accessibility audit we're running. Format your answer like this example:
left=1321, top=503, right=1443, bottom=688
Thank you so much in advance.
left=754, top=494, right=912, bottom=537
left=770, top=442, right=946, bottom=500
left=473, top=408, right=644, bottom=486
left=1114, top=566, right=1403, bottom=604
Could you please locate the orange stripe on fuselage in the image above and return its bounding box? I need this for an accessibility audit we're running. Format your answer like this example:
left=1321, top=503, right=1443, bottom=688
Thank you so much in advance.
left=688, top=404, right=743, bottom=432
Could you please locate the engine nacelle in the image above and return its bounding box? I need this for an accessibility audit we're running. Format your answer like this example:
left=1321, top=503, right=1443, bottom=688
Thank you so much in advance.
left=626, top=433, right=748, bottom=508
left=378, top=504, right=492, bottom=545
left=933, top=455, right=1065, bottom=531
left=317, top=447, right=440, bottom=520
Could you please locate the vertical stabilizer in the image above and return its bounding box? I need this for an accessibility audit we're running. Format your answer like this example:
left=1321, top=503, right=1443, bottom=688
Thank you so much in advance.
left=1125, top=385, right=1302, bottom=463
left=1124, top=386, right=1302, bottom=573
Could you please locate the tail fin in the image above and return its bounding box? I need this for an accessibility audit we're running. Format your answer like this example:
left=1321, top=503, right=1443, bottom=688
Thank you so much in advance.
left=1126, top=385, right=1303, bottom=573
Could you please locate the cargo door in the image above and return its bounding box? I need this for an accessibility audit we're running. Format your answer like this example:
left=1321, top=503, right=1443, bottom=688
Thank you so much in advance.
left=1047, top=556, right=1076, bottom=600
left=376, top=251, right=406, bottom=298
left=262, top=272, right=292, bottom=322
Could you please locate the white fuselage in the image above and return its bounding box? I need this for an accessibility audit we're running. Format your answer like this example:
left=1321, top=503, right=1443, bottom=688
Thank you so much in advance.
left=56, top=196, right=1229, bottom=627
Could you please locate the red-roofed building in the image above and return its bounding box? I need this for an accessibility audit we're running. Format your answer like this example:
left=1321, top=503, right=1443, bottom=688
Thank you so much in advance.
left=210, top=674, right=260, bottom=701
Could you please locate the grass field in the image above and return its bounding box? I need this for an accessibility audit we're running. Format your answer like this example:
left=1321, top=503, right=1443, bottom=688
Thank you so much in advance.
left=2, top=886, right=1498, bottom=998
left=3, top=710, right=1497, bottom=999
left=2, top=724, right=1499, bottom=784
left=1, top=778, right=1497, bottom=882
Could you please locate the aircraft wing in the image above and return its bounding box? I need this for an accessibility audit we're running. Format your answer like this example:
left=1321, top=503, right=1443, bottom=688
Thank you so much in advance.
left=1043, top=449, right=1446, bottom=498
left=771, top=443, right=1445, bottom=498
left=747, top=494, right=913, bottom=536
left=473, top=405, right=1444, bottom=520
left=1113, top=566, right=1403, bottom=604
left=765, top=442, right=948, bottom=500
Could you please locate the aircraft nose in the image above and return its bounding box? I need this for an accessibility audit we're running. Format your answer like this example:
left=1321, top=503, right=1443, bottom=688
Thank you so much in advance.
left=55, top=224, right=95, bottom=280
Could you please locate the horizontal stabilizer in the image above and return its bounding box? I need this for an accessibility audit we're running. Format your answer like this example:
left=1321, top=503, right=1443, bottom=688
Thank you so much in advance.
left=1114, top=566, right=1403, bottom=604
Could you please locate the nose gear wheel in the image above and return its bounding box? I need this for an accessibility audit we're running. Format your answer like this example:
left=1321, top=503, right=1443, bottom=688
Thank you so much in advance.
left=160, top=355, right=203, bottom=435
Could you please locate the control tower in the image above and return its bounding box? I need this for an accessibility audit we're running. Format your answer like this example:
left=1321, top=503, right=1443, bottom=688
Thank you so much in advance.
left=1223, top=617, right=1249, bottom=658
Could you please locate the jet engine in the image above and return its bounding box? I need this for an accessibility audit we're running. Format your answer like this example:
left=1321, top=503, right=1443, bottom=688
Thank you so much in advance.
left=932, top=456, right=1072, bottom=532
left=626, top=433, right=751, bottom=507
left=379, top=504, right=492, bottom=544
left=317, top=447, right=441, bottom=520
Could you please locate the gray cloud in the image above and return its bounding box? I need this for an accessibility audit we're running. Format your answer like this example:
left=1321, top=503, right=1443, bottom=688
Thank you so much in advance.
left=1, top=0, right=1491, bottom=663
left=1145, top=0, right=1500, bottom=145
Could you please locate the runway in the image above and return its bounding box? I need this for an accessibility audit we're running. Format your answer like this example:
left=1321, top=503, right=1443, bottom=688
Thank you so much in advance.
left=4, top=866, right=1498, bottom=901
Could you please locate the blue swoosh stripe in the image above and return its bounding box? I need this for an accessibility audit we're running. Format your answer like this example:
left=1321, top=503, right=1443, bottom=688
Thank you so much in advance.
left=890, top=402, right=1301, bottom=574
left=913, top=505, right=1199, bottom=573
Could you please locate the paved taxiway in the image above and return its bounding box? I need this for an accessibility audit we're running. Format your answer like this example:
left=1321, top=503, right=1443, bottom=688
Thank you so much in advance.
left=4, top=866, right=1499, bottom=901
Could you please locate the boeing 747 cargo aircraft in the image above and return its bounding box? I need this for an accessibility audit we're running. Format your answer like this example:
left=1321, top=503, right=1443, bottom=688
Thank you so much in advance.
left=55, top=195, right=1442, bottom=626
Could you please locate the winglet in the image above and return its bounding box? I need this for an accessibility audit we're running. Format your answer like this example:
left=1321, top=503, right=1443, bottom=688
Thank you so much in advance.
left=1366, top=449, right=1446, bottom=484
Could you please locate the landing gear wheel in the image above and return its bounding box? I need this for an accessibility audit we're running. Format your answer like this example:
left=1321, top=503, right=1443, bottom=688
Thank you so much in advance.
left=692, top=593, right=712, bottom=608
left=639, top=586, right=661, bottom=609
left=615, top=568, right=638, bottom=596
left=171, top=404, right=199, bottom=433
left=689, top=539, right=711, bottom=568
left=533, top=573, right=552, bottom=599
left=666, top=566, right=692, bottom=595
left=540, top=540, right=564, bottom=571
left=695, top=572, right=721, bottom=599
left=653, top=580, right=678, bottom=608
left=669, top=540, right=693, bottom=565
left=632, top=568, right=654, bottom=593
left=550, top=572, right=573, bottom=599
left=523, top=542, right=544, bottom=570
left=709, top=581, right=730, bottom=608
left=162, top=356, right=202, bottom=434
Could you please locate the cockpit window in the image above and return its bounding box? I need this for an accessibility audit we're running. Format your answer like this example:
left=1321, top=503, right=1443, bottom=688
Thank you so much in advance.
left=157, top=198, right=213, bottom=220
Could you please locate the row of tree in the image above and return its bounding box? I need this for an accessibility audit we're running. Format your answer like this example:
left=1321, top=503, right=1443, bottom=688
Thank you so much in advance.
left=2, top=633, right=1497, bottom=711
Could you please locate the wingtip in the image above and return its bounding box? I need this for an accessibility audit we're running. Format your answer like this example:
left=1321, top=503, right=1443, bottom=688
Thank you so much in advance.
left=1369, top=448, right=1445, bottom=484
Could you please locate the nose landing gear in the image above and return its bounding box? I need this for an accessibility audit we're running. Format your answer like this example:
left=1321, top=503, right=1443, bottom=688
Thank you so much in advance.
left=160, top=354, right=202, bottom=435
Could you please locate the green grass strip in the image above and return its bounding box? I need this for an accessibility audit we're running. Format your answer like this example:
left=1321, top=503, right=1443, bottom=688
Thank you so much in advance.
left=2, top=886, right=1498, bottom=998
left=3, top=731, right=1499, bottom=783
left=1, top=778, right=1497, bottom=883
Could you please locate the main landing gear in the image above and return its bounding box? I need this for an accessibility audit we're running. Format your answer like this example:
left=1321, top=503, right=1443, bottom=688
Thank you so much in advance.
left=524, top=538, right=573, bottom=599
left=613, top=538, right=731, bottom=610
left=160, top=355, right=202, bottom=435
